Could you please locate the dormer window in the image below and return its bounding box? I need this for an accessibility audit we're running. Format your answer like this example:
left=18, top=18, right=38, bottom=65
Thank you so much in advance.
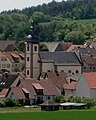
left=32, top=83, right=43, bottom=95
left=22, top=88, right=29, bottom=99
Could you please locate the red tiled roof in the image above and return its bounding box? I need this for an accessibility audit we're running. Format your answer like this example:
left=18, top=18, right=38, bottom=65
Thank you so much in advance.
left=11, top=53, right=19, bottom=58
left=46, top=71, right=67, bottom=89
left=0, top=51, right=5, bottom=58
left=67, top=45, right=87, bottom=52
left=0, top=89, right=8, bottom=97
left=84, top=72, right=96, bottom=88
left=12, top=87, right=27, bottom=99
left=63, top=82, right=77, bottom=90
left=82, top=55, right=96, bottom=65
left=60, top=42, right=72, bottom=51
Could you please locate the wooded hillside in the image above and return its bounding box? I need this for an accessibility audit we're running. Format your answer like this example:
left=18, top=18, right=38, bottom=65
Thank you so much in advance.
left=0, top=0, right=96, bottom=44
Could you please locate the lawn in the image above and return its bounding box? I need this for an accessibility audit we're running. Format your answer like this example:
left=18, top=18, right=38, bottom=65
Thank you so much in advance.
left=0, top=110, right=96, bottom=120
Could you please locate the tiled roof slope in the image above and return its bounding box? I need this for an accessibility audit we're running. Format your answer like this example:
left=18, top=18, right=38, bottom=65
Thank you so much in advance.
left=84, top=72, right=96, bottom=88
left=40, top=51, right=81, bottom=65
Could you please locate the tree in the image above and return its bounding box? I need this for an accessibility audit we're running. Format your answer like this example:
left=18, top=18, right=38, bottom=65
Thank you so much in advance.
left=64, top=31, right=86, bottom=44
left=31, top=12, right=47, bottom=23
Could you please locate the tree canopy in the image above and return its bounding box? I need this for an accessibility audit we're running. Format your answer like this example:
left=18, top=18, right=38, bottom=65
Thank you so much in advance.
left=0, top=0, right=96, bottom=45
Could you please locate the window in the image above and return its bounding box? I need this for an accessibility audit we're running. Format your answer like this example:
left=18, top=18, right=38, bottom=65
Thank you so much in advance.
left=34, top=46, right=37, bottom=51
left=2, top=64, right=6, bottom=68
left=1, top=58, right=7, bottom=61
left=84, top=67, right=86, bottom=69
left=76, top=70, right=79, bottom=73
left=7, top=64, right=10, bottom=68
left=27, top=44, right=29, bottom=51
left=68, top=70, right=71, bottom=73
left=90, top=67, right=92, bottom=69
left=93, top=67, right=95, bottom=69
left=48, top=96, right=50, bottom=100
left=27, top=57, right=29, bottom=61
left=27, top=70, right=29, bottom=75
left=71, top=90, right=73, bottom=92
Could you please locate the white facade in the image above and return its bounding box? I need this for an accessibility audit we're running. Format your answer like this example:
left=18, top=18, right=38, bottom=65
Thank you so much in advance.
left=56, top=65, right=81, bottom=74
left=90, top=89, right=96, bottom=99
left=76, top=75, right=90, bottom=98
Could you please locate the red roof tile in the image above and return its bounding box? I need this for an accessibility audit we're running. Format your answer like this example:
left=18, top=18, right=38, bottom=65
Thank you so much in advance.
left=45, top=71, right=67, bottom=89
left=82, top=55, right=96, bottom=65
left=84, top=72, right=96, bottom=88
left=67, top=45, right=87, bottom=52
left=63, top=82, right=77, bottom=90
left=0, top=89, right=8, bottom=97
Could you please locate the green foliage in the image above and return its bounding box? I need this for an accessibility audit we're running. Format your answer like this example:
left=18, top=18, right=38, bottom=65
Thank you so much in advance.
left=1, top=0, right=96, bottom=43
left=67, top=96, right=82, bottom=103
left=64, top=31, right=86, bottom=44
left=4, top=97, right=21, bottom=107
left=13, top=41, right=25, bottom=51
left=53, top=96, right=66, bottom=103
left=40, top=44, right=49, bottom=51
left=31, top=12, right=50, bottom=23
left=67, top=96, right=96, bottom=108
left=0, top=101, right=5, bottom=107
left=81, top=97, right=96, bottom=109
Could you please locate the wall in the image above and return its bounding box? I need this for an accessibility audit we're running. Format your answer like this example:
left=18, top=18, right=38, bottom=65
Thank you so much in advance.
left=65, top=89, right=76, bottom=98
left=83, top=62, right=96, bottom=72
left=90, top=89, right=96, bottom=99
left=57, top=65, right=82, bottom=74
left=76, top=75, right=90, bottom=98
left=0, top=57, right=12, bottom=72
left=7, top=89, right=16, bottom=100
left=42, top=62, right=54, bottom=72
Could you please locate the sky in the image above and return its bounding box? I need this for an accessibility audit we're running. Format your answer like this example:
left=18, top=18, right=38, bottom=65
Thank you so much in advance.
left=0, top=0, right=62, bottom=12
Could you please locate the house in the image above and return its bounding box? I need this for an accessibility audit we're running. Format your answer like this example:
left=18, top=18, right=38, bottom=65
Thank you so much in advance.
left=40, top=42, right=60, bottom=52
left=75, top=47, right=95, bottom=55
left=54, top=42, right=72, bottom=51
left=0, top=51, right=24, bottom=73
left=66, top=45, right=87, bottom=52
left=0, top=89, right=8, bottom=100
left=76, top=72, right=96, bottom=99
left=82, top=55, right=96, bottom=72
left=38, top=71, right=67, bottom=90
left=6, top=78, right=60, bottom=105
left=63, top=81, right=77, bottom=98
left=0, top=73, right=20, bottom=90
left=0, top=40, right=16, bottom=51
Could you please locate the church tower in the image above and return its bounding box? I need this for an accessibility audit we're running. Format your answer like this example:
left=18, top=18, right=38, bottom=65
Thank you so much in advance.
left=25, top=20, right=39, bottom=78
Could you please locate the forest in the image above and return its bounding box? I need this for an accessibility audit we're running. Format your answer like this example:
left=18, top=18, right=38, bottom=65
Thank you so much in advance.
left=0, top=0, right=96, bottom=45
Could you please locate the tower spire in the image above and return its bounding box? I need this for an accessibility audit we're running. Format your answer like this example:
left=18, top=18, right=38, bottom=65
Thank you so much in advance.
left=25, top=20, right=39, bottom=78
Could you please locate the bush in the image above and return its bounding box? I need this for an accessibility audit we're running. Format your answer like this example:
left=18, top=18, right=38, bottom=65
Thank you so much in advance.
left=0, top=101, right=5, bottom=107
left=3, top=97, right=21, bottom=107
left=81, top=97, right=96, bottom=109
left=67, top=96, right=96, bottom=108
left=53, top=96, right=66, bottom=103
left=67, top=96, right=81, bottom=103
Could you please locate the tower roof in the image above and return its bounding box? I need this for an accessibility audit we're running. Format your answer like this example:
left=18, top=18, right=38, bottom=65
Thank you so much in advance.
left=26, top=34, right=39, bottom=44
